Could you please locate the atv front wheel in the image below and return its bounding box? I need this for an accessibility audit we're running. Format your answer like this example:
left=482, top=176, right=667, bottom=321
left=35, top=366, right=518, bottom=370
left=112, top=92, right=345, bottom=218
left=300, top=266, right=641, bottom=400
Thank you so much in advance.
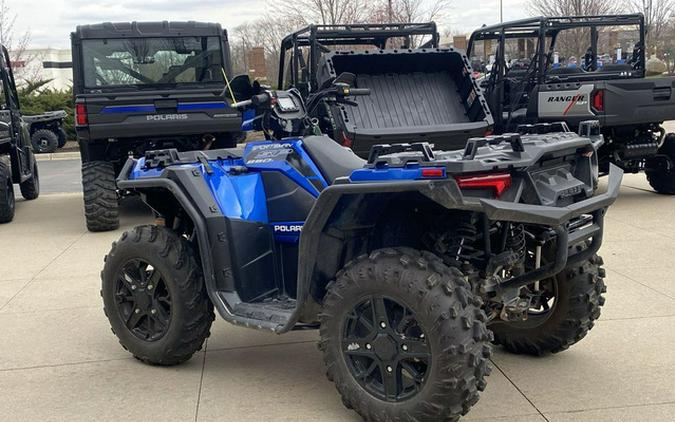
left=82, top=161, right=119, bottom=232
left=20, top=158, right=40, bottom=200
left=0, top=157, right=15, bottom=223
left=490, top=250, right=606, bottom=355
left=646, top=133, right=675, bottom=194
left=320, top=248, right=492, bottom=422
left=101, top=225, right=214, bottom=365
left=31, top=129, right=59, bottom=154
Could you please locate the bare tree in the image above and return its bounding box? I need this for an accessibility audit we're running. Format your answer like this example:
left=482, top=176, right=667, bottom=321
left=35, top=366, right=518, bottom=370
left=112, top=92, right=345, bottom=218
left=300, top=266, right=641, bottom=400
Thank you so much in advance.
left=529, top=0, right=625, bottom=62
left=279, top=0, right=369, bottom=25
left=0, top=0, right=37, bottom=84
left=369, top=0, right=449, bottom=23
left=627, top=0, right=675, bottom=53
left=529, top=0, right=623, bottom=16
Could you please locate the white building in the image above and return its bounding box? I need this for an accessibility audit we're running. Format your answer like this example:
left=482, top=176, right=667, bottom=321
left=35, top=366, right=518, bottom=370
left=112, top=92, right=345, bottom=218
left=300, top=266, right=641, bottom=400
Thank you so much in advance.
left=12, top=48, right=73, bottom=91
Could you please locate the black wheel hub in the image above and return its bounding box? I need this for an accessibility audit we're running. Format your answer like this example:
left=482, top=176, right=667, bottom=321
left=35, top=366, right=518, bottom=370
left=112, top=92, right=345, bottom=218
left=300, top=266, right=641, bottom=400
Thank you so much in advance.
left=342, top=296, right=431, bottom=402
left=115, top=259, right=172, bottom=341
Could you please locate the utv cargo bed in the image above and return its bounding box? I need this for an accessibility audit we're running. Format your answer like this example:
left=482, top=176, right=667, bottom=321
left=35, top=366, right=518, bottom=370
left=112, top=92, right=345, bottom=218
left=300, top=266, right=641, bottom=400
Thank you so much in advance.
left=278, top=24, right=493, bottom=157
left=318, top=49, right=492, bottom=156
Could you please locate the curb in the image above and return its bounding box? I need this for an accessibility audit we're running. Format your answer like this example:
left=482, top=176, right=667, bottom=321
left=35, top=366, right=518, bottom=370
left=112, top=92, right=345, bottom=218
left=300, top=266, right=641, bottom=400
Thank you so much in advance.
left=35, top=152, right=81, bottom=161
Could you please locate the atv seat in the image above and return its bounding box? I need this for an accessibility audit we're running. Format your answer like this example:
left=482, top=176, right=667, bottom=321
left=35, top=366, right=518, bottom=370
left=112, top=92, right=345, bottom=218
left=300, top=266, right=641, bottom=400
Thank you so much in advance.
left=302, top=135, right=365, bottom=183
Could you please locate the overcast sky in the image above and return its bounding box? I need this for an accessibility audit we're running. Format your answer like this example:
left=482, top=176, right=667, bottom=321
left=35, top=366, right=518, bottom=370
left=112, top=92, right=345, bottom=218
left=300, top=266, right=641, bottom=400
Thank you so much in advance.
left=8, top=0, right=529, bottom=49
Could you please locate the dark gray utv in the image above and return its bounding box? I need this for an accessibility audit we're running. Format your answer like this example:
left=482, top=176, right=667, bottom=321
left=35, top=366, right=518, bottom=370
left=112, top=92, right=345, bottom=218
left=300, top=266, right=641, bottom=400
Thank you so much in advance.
left=71, top=21, right=242, bottom=231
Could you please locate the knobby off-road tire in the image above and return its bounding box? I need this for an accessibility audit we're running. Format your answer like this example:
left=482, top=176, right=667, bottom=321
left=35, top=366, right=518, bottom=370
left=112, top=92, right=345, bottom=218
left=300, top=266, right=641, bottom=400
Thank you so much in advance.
left=647, top=133, right=675, bottom=194
left=82, top=161, right=119, bottom=232
left=101, top=225, right=214, bottom=366
left=19, top=158, right=40, bottom=200
left=319, top=248, right=493, bottom=422
left=31, top=129, right=59, bottom=153
left=490, top=251, right=606, bottom=356
left=57, top=128, right=68, bottom=148
left=0, top=157, right=15, bottom=223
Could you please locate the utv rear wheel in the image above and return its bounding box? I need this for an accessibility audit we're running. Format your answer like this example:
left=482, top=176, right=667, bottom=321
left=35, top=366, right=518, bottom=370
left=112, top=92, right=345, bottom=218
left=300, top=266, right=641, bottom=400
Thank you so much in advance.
left=0, top=157, right=15, bottom=223
left=101, top=225, right=214, bottom=366
left=490, top=251, right=606, bottom=356
left=31, top=129, right=59, bottom=153
left=57, top=128, right=68, bottom=148
left=320, top=248, right=492, bottom=422
left=82, top=161, right=119, bottom=232
left=19, top=159, right=40, bottom=200
left=647, top=133, right=675, bottom=194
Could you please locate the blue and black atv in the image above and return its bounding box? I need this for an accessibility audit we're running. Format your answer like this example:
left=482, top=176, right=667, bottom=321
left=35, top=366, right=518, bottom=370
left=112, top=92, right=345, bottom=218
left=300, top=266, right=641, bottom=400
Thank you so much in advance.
left=102, top=74, right=622, bottom=421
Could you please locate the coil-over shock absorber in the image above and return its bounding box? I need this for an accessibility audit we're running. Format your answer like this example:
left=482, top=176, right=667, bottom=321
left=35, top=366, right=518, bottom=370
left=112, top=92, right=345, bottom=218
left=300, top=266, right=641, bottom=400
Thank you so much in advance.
left=424, top=213, right=485, bottom=269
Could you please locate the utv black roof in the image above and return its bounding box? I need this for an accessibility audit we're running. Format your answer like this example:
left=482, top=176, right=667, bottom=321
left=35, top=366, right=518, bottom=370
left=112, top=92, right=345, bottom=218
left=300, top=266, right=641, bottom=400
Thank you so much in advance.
left=72, top=21, right=226, bottom=39
left=469, top=14, right=644, bottom=45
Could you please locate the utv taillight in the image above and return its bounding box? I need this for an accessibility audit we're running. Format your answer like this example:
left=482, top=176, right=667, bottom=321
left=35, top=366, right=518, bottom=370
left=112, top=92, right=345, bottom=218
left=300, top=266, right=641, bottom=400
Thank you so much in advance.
left=75, top=103, right=88, bottom=126
left=592, top=90, right=604, bottom=113
left=455, top=173, right=512, bottom=197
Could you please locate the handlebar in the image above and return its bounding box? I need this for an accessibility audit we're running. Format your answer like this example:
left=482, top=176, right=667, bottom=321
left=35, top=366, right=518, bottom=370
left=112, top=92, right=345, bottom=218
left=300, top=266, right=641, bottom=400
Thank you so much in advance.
left=231, top=92, right=272, bottom=109
left=347, top=88, right=371, bottom=96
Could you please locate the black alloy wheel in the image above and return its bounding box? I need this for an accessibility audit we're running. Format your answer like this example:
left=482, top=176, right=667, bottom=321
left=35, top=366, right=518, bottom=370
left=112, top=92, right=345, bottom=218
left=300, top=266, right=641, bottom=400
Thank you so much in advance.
left=115, top=259, right=172, bottom=342
left=342, top=295, right=431, bottom=402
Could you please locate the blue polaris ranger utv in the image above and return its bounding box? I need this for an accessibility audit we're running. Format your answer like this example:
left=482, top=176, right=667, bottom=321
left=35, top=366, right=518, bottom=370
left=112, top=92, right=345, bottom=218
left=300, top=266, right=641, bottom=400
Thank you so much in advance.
left=102, top=73, right=621, bottom=421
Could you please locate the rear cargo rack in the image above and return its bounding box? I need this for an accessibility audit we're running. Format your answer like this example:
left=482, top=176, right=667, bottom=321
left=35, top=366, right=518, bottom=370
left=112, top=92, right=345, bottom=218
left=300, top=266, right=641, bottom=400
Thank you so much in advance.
left=463, top=134, right=525, bottom=160
left=367, top=142, right=436, bottom=165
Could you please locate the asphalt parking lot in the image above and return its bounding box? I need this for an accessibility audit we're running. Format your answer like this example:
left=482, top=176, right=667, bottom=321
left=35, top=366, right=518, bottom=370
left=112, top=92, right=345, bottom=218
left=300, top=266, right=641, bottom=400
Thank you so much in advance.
left=1, top=160, right=675, bottom=421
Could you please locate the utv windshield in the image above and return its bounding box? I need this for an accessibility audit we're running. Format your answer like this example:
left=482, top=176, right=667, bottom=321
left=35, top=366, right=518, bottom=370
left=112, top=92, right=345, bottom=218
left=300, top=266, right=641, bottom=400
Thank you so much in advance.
left=81, top=36, right=224, bottom=89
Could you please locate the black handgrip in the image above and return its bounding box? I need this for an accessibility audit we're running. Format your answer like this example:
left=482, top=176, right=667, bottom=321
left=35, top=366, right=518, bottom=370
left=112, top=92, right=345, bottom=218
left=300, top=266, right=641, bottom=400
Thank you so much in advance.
left=348, top=88, right=371, bottom=96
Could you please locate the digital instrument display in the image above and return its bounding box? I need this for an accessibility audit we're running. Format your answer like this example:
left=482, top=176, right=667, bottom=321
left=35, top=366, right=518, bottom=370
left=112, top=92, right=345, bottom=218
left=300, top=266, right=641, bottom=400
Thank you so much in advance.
left=277, top=96, right=298, bottom=112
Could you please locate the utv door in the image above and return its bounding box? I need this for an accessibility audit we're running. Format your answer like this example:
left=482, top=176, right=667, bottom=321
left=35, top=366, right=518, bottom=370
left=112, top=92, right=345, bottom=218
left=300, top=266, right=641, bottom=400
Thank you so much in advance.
left=0, top=46, right=30, bottom=178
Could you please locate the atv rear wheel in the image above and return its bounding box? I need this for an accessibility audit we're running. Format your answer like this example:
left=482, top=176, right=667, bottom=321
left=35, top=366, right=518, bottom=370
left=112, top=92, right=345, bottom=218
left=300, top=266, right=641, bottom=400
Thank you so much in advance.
left=101, top=225, right=214, bottom=366
left=320, top=248, right=492, bottom=422
left=19, top=158, right=40, bottom=200
left=82, top=161, right=119, bottom=232
left=31, top=129, right=59, bottom=154
left=646, top=133, right=675, bottom=194
left=0, top=157, right=15, bottom=223
left=490, top=250, right=606, bottom=356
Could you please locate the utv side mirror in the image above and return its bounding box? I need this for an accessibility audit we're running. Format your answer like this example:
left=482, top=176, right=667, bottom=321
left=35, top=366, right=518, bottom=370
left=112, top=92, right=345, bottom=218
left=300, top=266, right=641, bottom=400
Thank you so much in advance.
left=228, top=74, right=253, bottom=101
left=334, top=72, right=356, bottom=87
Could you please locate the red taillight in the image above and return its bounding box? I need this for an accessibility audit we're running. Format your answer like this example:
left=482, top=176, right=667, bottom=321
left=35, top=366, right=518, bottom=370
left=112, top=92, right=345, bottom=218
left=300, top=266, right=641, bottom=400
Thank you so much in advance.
left=455, top=173, right=512, bottom=197
left=421, top=168, right=445, bottom=178
left=75, top=103, right=88, bottom=126
left=592, top=90, right=604, bottom=113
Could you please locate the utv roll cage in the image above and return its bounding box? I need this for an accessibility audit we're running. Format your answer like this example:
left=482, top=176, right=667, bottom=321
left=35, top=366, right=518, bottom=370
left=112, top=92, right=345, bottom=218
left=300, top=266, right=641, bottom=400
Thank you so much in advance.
left=467, top=14, right=646, bottom=133
left=467, top=14, right=646, bottom=84
left=278, top=22, right=440, bottom=91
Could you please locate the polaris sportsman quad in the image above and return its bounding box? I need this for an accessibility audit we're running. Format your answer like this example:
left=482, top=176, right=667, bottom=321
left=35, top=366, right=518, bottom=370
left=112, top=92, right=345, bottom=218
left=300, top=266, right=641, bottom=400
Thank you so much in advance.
left=102, top=75, right=621, bottom=421
left=467, top=14, right=675, bottom=194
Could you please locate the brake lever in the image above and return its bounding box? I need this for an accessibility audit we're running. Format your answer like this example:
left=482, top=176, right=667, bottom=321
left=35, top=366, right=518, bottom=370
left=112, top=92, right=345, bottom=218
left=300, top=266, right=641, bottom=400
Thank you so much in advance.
left=337, top=98, right=358, bottom=107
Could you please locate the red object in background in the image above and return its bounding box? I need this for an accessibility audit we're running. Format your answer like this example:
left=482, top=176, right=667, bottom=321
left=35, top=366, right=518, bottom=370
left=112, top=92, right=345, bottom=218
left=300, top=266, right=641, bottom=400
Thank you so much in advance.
left=455, top=173, right=512, bottom=196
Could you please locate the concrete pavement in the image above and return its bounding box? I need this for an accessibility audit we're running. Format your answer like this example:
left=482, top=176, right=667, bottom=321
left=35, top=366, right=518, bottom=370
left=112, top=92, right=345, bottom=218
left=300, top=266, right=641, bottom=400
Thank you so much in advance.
left=1, top=170, right=675, bottom=421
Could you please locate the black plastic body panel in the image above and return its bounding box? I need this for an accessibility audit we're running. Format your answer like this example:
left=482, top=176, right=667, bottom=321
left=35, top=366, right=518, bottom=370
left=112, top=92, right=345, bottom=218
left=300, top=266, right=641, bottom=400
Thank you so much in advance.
left=261, top=171, right=315, bottom=222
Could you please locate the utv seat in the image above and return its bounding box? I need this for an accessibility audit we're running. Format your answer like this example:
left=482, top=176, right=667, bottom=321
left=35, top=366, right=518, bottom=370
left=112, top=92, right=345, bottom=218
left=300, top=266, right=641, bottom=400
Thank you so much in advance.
left=302, top=135, right=365, bottom=183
